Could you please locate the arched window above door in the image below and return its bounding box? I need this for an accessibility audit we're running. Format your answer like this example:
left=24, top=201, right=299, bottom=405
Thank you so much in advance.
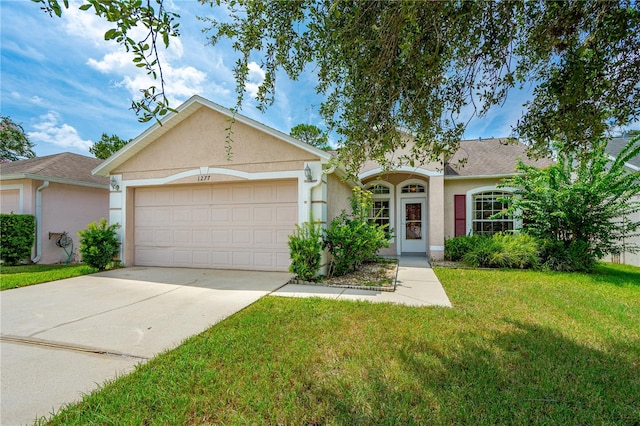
left=401, top=184, right=425, bottom=193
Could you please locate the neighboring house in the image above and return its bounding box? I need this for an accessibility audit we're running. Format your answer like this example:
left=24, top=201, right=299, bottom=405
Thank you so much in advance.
left=0, top=153, right=109, bottom=264
left=605, top=136, right=640, bottom=266
left=94, top=95, right=554, bottom=272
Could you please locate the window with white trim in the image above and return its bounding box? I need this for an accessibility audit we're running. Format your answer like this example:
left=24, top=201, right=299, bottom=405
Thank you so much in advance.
left=401, top=184, right=425, bottom=193
left=472, top=191, right=514, bottom=235
left=367, top=184, right=392, bottom=236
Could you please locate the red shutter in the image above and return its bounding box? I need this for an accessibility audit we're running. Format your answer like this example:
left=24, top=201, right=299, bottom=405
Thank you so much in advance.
left=454, top=195, right=466, bottom=237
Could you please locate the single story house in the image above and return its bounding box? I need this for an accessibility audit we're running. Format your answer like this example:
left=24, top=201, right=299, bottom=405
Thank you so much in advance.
left=94, top=95, right=554, bottom=272
left=0, top=153, right=109, bottom=264
left=606, top=136, right=640, bottom=267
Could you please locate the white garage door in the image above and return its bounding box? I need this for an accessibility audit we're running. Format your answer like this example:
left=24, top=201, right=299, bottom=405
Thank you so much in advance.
left=134, top=180, right=297, bottom=271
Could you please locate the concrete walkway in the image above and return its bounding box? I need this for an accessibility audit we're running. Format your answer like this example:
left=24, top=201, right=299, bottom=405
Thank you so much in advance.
left=272, top=256, right=452, bottom=307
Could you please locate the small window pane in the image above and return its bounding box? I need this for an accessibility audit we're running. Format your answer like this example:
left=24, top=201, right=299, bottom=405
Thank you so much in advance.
left=401, top=184, right=425, bottom=193
left=369, top=185, right=390, bottom=194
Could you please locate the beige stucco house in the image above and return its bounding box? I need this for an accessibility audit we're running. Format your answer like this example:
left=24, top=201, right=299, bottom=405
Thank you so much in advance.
left=94, top=95, right=556, bottom=272
left=0, top=153, right=109, bottom=264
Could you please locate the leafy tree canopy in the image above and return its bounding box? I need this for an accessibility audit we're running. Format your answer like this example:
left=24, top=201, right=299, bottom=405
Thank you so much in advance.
left=90, top=133, right=131, bottom=160
left=0, top=116, right=35, bottom=161
left=290, top=123, right=330, bottom=150
left=36, top=0, right=640, bottom=175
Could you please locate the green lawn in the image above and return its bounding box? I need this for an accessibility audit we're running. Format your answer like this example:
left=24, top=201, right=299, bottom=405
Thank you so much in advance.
left=41, top=263, right=639, bottom=425
left=0, top=264, right=97, bottom=291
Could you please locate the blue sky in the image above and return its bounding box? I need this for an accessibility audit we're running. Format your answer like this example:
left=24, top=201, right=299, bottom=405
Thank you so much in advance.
left=2, top=0, right=623, bottom=159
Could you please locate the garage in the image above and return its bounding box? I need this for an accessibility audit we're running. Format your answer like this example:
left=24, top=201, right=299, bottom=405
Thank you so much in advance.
left=133, top=180, right=297, bottom=271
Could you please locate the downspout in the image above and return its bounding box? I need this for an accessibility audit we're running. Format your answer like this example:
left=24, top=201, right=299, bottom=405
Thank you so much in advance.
left=31, top=181, right=49, bottom=263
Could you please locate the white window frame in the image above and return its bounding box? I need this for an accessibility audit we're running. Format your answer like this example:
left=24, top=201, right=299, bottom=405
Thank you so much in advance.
left=466, top=186, right=520, bottom=236
left=366, top=181, right=395, bottom=242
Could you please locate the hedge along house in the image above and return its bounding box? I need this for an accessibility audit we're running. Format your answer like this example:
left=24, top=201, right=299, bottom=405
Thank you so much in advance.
left=94, top=95, right=554, bottom=272
left=0, top=153, right=109, bottom=264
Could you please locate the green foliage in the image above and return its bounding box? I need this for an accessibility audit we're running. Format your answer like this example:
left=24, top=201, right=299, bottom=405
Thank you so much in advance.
left=0, top=264, right=96, bottom=291
left=0, top=116, right=35, bottom=161
left=538, top=239, right=595, bottom=273
left=290, top=124, right=330, bottom=150
left=38, top=1, right=639, bottom=171
left=0, top=214, right=35, bottom=265
left=502, top=136, right=640, bottom=270
left=288, top=221, right=323, bottom=281
left=89, top=133, right=130, bottom=159
left=78, top=218, right=120, bottom=271
left=203, top=0, right=640, bottom=174
left=446, top=233, right=540, bottom=269
left=444, top=234, right=484, bottom=261
left=323, top=187, right=389, bottom=277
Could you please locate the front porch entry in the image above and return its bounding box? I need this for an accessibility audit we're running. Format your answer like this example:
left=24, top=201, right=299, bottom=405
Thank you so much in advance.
left=401, top=198, right=426, bottom=253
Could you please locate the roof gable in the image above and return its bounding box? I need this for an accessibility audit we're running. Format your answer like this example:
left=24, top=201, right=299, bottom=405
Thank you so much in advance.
left=93, top=95, right=332, bottom=177
left=0, top=152, right=108, bottom=188
left=445, top=138, right=554, bottom=177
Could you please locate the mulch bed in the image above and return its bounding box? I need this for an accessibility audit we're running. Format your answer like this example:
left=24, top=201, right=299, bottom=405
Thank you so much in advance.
left=289, top=260, right=398, bottom=292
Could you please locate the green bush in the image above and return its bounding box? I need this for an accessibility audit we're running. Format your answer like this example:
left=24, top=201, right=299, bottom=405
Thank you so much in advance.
left=0, top=214, right=35, bottom=265
left=451, top=233, right=540, bottom=269
left=488, top=233, right=540, bottom=269
left=78, top=218, right=120, bottom=271
left=444, top=234, right=483, bottom=261
left=324, top=187, right=390, bottom=277
left=539, top=239, right=595, bottom=272
left=463, top=237, right=499, bottom=268
left=288, top=221, right=323, bottom=281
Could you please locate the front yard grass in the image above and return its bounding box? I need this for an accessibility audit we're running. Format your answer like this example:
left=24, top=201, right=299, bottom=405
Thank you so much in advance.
left=41, top=263, right=639, bottom=425
left=0, top=264, right=97, bottom=291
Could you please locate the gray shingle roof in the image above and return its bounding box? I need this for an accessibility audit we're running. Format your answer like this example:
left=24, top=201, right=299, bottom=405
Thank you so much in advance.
left=0, top=152, right=108, bottom=187
left=445, top=138, right=555, bottom=177
left=606, top=136, right=640, bottom=169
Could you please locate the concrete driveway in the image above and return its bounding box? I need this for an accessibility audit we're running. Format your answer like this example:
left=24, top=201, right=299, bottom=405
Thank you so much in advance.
left=0, top=267, right=291, bottom=425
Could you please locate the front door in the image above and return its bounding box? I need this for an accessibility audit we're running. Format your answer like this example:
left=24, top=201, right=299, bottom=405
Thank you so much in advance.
left=401, top=199, right=426, bottom=253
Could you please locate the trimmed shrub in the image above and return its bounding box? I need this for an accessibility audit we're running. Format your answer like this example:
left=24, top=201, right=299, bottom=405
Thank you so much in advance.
left=0, top=214, right=35, bottom=265
left=78, top=218, right=120, bottom=271
left=288, top=221, right=323, bottom=281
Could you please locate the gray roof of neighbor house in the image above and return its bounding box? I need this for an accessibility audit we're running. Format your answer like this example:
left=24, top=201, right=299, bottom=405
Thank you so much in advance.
left=606, top=136, right=640, bottom=169
left=444, top=138, right=555, bottom=177
left=0, top=152, right=109, bottom=188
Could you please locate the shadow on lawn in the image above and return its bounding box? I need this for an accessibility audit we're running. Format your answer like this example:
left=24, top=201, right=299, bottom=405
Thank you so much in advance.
left=591, top=263, right=640, bottom=287
left=312, top=321, right=640, bottom=425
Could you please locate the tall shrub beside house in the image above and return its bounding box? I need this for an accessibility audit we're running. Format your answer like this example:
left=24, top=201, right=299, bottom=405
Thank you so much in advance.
left=288, top=221, right=323, bottom=281
left=324, top=187, right=390, bottom=277
left=0, top=214, right=35, bottom=265
left=502, top=136, right=640, bottom=271
left=78, top=218, right=120, bottom=271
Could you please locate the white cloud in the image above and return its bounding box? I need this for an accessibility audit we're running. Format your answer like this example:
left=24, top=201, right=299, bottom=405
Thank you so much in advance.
left=60, top=1, right=113, bottom=46
left=28, top=112, right=93, bottom=152
left=245, top=61, right=266, bottom=98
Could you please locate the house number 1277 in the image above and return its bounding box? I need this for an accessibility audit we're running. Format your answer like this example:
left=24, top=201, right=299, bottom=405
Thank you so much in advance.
left=198, top=175, right=211, bottom=182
